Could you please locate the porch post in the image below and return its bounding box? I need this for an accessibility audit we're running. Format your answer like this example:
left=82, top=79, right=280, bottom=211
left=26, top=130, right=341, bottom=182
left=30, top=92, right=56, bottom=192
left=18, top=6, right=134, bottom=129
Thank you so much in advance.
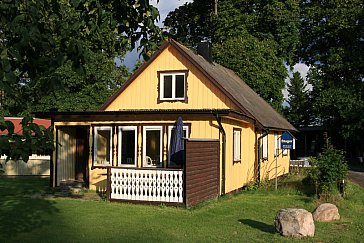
left=113, top=127, right=117, bottom=166
left=137, top=126, right=142, bottom=168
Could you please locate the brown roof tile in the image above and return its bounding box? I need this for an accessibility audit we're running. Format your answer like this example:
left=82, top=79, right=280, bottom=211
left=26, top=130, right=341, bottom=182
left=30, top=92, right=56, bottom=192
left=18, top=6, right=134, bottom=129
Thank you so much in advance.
left=170, top=40, right=296, bottom=131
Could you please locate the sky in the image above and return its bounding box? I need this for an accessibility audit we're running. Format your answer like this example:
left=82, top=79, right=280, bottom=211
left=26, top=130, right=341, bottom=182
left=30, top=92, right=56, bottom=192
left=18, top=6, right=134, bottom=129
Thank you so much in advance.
left=283, top=63, right=311, bottom=101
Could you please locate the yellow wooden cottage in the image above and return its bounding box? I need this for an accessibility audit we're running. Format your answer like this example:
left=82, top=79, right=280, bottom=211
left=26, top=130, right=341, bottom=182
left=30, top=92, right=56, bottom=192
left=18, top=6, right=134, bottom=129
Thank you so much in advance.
left=38, top=39, right=296, bottom=207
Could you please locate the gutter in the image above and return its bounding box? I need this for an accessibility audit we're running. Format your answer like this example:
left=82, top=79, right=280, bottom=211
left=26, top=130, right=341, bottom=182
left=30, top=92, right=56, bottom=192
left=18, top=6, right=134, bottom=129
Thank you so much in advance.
left=214, top=113, right=226, bottom=195
left=256, top=129, right=269, bottom=184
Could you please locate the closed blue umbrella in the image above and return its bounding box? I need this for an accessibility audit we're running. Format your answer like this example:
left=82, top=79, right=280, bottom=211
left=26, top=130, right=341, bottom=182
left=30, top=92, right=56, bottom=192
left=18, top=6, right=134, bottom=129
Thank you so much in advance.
left=170, top=117, right=185, bottom=167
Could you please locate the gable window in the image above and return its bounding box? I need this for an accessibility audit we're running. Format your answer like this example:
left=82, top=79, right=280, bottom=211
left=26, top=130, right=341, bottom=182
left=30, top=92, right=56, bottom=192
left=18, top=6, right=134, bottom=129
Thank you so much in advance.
left=262, top=134, right=268, bottom=160
left=158, top=70, right=188, bottom=102
left=93, top=126, right=113, bottom=166
left=233, top=128, right=241, bottom=162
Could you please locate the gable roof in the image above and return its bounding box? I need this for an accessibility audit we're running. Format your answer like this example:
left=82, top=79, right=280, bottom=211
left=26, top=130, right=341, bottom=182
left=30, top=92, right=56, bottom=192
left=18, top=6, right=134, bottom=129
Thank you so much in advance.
left=100, top=39, right=296, bottom=131
left=0, top=117, right=51, bottom=135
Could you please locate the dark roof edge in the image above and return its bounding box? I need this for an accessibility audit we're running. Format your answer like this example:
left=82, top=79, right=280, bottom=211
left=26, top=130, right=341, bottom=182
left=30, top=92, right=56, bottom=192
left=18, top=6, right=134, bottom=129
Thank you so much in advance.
left=98, top=40, right=171, bottom=111
left=263, top=126, right=298, bottom=133
left=34, top=109, right=232, bottom=119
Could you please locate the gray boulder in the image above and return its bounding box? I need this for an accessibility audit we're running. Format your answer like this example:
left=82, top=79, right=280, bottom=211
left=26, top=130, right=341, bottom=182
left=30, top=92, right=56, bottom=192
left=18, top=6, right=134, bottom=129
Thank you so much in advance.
left=312, top=203, right=340, bottom=222
left=275, top=208, right=315, bottom=237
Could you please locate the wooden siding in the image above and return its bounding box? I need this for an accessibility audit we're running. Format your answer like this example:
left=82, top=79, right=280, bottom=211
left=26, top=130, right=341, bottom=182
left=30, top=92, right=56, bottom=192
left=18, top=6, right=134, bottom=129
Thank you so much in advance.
left=259, top=131, right=290, bottom=181
left=0, top=159, right=50, bottom=176
left=104, top=46, right=239, bottom=111
left=222, top=119, right=256, bottom=193
left=52, top=118, right=289, bottom=193
left=185, top=140, right=220, bottom=207
left=57, top=127, right=76, bottom=186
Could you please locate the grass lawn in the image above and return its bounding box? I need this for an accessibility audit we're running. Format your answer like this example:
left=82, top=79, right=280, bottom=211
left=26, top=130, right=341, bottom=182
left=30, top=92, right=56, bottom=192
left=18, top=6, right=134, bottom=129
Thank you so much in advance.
left=0, top=175, right=363, bottom=243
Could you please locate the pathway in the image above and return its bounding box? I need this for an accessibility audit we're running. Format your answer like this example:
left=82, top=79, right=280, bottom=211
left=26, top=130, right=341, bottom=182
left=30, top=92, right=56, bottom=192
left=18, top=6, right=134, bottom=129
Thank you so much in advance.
left=348, top=170, right=364, bottom=188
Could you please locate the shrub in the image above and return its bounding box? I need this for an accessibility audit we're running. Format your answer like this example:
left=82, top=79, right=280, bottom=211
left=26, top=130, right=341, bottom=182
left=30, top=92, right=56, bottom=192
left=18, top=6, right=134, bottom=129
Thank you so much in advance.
left=307, top=143, right=348, bottom=196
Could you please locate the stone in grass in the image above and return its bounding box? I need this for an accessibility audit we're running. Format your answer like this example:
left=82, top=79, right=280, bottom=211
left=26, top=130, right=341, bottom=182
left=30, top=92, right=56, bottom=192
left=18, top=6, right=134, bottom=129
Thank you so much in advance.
left=275, top=208, right=315, bottom=237
left=312, top=203, right=340, bottom=222
left=70, top=187, right=84, bottom=196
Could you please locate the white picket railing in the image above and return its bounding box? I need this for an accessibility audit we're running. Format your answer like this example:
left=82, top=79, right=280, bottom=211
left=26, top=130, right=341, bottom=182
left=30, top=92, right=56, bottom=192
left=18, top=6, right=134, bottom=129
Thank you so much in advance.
left=109, top=168, right=184, bottom=203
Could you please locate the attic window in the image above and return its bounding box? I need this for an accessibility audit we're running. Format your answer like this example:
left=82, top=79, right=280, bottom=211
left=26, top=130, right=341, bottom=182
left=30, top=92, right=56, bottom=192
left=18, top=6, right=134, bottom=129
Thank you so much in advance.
left=158, top=70, right=188, bottom=103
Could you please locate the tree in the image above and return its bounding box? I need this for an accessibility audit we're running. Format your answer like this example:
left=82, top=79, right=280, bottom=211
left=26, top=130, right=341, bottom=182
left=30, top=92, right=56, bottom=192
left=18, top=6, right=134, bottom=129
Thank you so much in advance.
left=285, top=71, right=311, bottom=127
left=0, top=0, right=162, bottom=160
left=213, top=35, right=287, bottom=110
left=0, top=0, right=161, bottom=93
left=163, top=0, right=215, bottom=45
left=300, top=0, right=364, bottom=140
left=164, top=0, right=301, bottom=110
left=2, top=52, right=129, bottom=115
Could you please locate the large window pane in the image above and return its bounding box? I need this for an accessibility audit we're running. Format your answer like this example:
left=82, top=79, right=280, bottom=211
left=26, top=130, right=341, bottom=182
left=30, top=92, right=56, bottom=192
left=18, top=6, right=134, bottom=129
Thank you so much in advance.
left=119, top=129, right=136, bottom=166
left=160, top=72, right=186, bottom=100
left=175, top=75, right=185, bottom=98
left=163, top=75, right=172, bottom=98
left=94, top=127, right=112, bottom=166
left=262, top=135, right=268, bottom=160
left=146, top=130, right=161, bottom=166
left=143, top=126, right=163, bottom=167
left=233, top=129, right=241, bottom=162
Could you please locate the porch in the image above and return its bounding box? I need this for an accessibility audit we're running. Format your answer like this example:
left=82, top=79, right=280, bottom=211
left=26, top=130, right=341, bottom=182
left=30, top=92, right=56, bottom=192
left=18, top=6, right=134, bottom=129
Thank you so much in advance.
left=107, top=139, right=220, bottom=207
left=108, top=167, right=184, bottom=203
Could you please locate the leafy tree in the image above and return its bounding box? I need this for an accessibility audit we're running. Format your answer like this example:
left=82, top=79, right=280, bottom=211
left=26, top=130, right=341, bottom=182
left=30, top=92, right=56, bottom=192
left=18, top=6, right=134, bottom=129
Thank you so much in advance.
left=285, top=71, right=311, bottom=127
left=2, top=52, right=129, bottom=115
left=164, top=0, right=301, bottom=110
left=0, top=116, right=54, bottom=162
left=163, top=0, right=215, bottom=45
left=0, top=0, right=162, bottom=160
left=307, top=143, right=348, bottom=196
left=0, top=0, right=161, bottom=93
left=213, top=35, right=287, bottom=110
left=300, top=0, right=364, bottom=140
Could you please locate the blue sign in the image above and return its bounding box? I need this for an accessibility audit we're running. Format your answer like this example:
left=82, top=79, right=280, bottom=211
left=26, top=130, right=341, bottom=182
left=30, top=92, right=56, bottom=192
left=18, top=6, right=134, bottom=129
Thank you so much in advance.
left=281, top=132, right=294, bottom=149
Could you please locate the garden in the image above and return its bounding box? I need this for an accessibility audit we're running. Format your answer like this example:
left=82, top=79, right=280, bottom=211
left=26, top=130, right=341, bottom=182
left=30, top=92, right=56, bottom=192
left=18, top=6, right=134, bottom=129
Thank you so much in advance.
left=1, top=158, right=363, bottom=242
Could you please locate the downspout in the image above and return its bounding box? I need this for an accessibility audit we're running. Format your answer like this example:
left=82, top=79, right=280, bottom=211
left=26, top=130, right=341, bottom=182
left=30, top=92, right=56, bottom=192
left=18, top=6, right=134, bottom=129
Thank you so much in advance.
left=256, top=129, right=269, bottom=185
left=214, top=113, right=226, bottom=195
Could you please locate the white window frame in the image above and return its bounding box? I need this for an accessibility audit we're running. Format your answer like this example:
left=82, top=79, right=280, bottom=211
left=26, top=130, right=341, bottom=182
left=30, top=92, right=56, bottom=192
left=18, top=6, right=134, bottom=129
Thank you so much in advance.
left=160, top=72, right=186, bottom=101
left=93, top=126, right=113, bottom=166
left=233, top=129, right=241, bottom=162
left=118, top=126, right=137, bottom=167
left=262, top=134, right=268, bottom=160
left=282, top=149, right=288, bottom=156
left=274, top=132, right=278, bottom=157
left=167, top=125, right=189, bottom=166
left=143, top=126, right=163, bottom=167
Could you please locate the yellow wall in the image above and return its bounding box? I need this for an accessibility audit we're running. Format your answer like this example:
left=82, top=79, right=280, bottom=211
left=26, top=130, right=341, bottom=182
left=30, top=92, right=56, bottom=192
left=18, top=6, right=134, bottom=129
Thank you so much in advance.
left=222, top=119, right=256, bottom=193
left=0, top=159, right=50, bottom=176
left=54, top=118, right=223, bottom=191
left=259, top=131, right=290, bottom=181
left=105, top=46, right=239, bottom=111
left=52, top=43, right=291, bottom=193
left=54, top=121, right=290, bottom=192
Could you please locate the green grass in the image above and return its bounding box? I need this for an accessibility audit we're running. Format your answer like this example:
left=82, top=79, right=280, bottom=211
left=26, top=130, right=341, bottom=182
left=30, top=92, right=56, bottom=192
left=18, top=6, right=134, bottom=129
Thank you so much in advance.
left=0, top=175, right=363, bottom=242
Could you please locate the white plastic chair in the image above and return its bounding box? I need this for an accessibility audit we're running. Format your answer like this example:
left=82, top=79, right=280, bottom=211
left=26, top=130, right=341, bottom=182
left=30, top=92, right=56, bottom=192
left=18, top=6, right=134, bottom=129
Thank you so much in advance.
left=145, top=156, right=153, bottom=166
